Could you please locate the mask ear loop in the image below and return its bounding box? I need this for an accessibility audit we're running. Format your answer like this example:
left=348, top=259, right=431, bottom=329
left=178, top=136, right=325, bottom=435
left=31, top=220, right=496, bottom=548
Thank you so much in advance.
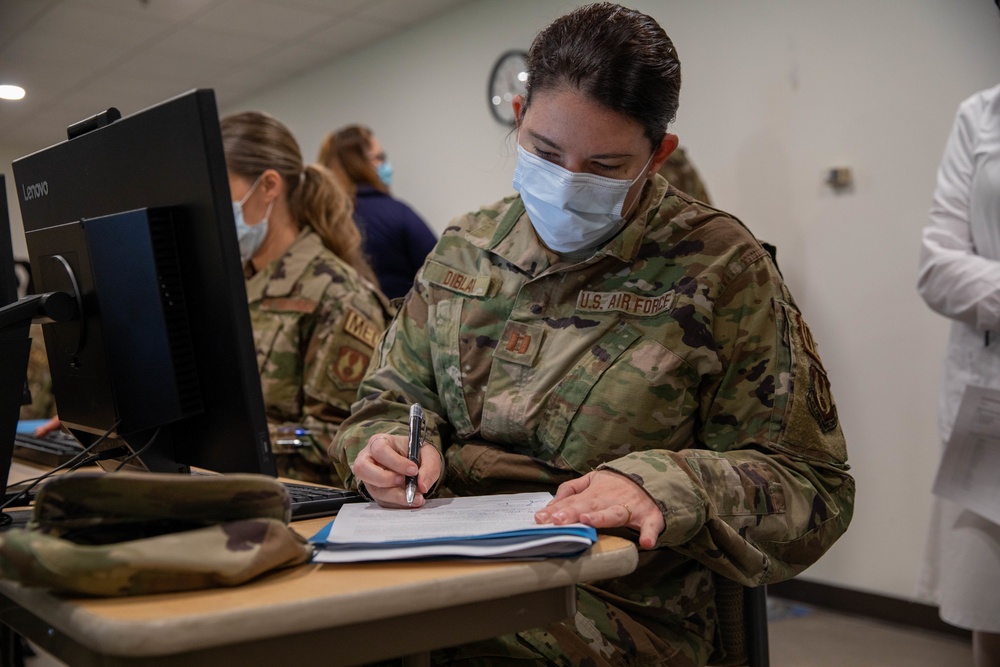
left=239, top=173, right=274, bottom=229
left=260, top=197, right=275, bottom=228
left=622, top=151, right=657, bottom=219
left=238, top=173, right=265, bottom=207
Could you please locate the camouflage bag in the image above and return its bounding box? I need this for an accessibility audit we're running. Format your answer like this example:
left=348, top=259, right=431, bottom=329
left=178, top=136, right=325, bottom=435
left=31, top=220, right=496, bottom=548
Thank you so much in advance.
left=0, top=472, right=312, bottom=596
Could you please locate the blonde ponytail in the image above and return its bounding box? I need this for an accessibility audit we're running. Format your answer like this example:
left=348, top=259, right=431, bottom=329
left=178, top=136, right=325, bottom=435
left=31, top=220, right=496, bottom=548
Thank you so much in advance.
left=221, top=111, right=377, bottom=287
left=291, top=163, right=377, bottom=285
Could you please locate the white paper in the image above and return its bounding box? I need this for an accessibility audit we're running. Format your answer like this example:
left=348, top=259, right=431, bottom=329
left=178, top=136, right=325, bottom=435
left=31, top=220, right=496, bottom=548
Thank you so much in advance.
left=933, top=384, right=1000, bottom=524
left=324, top=492, right=577, bottom=543
left=308, top=492, right=597, bottom=563
left=311, top=534, right=594, bottom=564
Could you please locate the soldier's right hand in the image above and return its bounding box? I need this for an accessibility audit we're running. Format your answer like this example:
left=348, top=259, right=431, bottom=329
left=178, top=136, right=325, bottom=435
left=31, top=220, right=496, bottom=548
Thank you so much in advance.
left=352, top=433, right=442, bottom=509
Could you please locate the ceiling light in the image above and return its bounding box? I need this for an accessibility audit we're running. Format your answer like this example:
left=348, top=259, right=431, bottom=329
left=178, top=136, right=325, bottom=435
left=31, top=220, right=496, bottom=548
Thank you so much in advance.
left=0, top=85, right=26, bottom=100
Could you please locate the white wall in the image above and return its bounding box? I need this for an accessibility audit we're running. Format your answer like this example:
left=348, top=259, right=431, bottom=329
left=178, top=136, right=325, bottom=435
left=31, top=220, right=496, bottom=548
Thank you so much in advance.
left=232, top=0, right=1000, bottom=601
left=5, top=0, right=998, bottom=602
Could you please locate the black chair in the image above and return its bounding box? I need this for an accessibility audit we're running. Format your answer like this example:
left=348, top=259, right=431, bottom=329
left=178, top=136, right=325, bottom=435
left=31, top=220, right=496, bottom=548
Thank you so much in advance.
left=709, top=576, right=770, bottom=667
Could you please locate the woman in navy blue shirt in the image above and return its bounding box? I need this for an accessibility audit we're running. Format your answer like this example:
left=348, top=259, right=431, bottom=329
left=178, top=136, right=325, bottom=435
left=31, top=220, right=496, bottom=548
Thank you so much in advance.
left=318, top=126, right=437, bottom=301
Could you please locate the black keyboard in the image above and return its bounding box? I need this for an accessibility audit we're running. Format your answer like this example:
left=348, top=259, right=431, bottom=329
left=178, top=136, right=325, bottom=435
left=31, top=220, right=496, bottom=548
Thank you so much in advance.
left=5, top=444, right=365, bottom=519
left=12, top=430, right=86, bottom=467
left=3, top=481, right=365, bottom=517
left=283, top=481, right=366, bottom=519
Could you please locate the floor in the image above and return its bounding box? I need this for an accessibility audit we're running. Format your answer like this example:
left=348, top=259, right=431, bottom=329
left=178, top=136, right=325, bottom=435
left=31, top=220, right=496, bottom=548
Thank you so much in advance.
left=767, top=599, right=972, bottom=666
left=21, top=598, right=973, bottom=666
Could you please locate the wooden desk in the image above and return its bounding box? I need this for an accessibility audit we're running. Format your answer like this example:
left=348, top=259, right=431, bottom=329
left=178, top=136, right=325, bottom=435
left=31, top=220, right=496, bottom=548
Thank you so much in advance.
left=0, top=510, right=638, bottom=666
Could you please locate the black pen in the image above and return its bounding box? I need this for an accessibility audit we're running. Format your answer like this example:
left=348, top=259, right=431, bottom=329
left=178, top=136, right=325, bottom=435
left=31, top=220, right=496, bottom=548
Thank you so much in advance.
left=405, top=403, right=424, bottom=506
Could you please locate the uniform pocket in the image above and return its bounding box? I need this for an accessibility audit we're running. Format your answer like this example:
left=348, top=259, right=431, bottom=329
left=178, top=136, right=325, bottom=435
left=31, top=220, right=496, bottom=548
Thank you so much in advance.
left=429, top=297, right=477, bottom=436
left=251, top=317, right=284, bottom=375
left=540, top=320, right=700, bottom=473
left=252, top=303, right=308, bottom=419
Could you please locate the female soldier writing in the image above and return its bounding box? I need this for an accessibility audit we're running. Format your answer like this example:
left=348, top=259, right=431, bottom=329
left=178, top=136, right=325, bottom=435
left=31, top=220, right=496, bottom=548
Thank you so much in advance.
left=333, top=4, right=854, bottom=664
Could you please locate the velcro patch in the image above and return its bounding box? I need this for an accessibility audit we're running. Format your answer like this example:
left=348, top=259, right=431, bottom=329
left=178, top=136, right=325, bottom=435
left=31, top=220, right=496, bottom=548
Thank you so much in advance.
left=796, top=314, right=821, bottom=363
left=259, top=297, right=317, bottom=314
left=330, top=346, right=370, bottom=385
left=576, top=290, right=675, bottom=317
left=493, top=322, right=544, bottom=367
left=807, top=365, right=838, bottom=432
left=423, top=260, right=491, bottom=297
left=343, top=308, right=381, bottom=349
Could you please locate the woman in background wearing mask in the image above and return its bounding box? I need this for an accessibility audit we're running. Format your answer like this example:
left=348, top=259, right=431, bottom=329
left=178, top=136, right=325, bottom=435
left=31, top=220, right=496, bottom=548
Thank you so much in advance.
left=317, top=125, right=437, bottom=301
left=332, top=3, right=854, bottom=665
left=221, top=111, right=391, bottom=488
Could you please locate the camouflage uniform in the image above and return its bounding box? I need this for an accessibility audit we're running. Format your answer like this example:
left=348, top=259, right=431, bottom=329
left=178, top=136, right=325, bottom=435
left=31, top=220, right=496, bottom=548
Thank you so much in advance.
left=248, top=229, right=391, bottom=487
left=333, top=176, right=854, bottom=666
left=18, top=324, right=55, bottom=421
left=659, top=146, right=712, bottom=205
left=0, top=472, right=311, bottom=596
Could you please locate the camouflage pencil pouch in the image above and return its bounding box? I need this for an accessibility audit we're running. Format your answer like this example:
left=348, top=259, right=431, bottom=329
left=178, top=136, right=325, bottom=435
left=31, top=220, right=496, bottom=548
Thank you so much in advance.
left=0, top=472, right=312, bottom=596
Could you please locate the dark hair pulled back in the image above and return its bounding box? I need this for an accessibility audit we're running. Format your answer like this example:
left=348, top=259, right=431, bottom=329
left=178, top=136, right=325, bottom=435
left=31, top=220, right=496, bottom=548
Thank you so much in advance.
left=524, top=2, right=681, bottom=150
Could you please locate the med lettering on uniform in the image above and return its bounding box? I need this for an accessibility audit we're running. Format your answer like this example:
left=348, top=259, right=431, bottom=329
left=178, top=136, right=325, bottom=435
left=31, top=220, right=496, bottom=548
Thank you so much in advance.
left=344, top=308, right=381, bottom=348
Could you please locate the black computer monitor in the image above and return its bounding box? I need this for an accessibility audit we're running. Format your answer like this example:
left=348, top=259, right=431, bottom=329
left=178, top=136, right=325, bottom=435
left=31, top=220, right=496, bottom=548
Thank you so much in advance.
left=0, top=173, right=27, bottom=504
left=0, top=176, right=17, bottom=307
left=9, top=90, right=276, bottom=476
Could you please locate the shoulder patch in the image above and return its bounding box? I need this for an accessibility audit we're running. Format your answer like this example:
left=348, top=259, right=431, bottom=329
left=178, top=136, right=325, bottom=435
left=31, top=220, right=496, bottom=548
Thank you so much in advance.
left=776, top=299, right=847, bottom=463
left=343, top=308, right=381, bottom=349
left=796, top=314, right=822, bottom=363
left=807, top=365, right=838, bottom=433
left=329, top=346, right=370, bottom=386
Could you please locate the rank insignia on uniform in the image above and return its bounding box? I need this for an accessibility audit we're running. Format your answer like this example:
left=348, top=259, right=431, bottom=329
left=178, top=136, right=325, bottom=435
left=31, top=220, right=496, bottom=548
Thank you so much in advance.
left=330, top=346, right=370, bottom=385
left=506, top=332, right=531, bottom=354
left=344, top=308, right=381, bottom=349
left=494, top=322, right=544, bottom=366
left=807, top=364, right=838, bottom=432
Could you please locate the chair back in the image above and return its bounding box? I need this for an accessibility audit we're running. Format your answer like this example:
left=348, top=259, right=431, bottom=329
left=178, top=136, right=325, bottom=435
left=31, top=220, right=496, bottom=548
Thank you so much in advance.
left=709, top=576, right=770, bottom=667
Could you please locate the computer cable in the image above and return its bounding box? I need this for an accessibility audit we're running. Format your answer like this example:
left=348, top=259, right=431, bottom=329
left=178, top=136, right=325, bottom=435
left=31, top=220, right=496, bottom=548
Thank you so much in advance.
left=0, top=419, right=122, bottom=513
left=112, top=427, right=162, bottom=472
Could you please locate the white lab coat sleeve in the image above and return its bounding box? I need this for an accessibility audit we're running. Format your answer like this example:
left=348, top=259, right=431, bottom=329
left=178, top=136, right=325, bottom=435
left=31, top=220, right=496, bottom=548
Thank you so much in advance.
left=918, top=97, right=1000, bottom=332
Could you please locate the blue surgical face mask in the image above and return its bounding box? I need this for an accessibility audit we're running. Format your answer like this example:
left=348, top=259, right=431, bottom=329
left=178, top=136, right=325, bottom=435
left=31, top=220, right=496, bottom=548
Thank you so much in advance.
left=376, top=161, right=394, bottom=188
left=512, top=144, right=653, bottom=254
left=232, top=175, right=274, bottom=263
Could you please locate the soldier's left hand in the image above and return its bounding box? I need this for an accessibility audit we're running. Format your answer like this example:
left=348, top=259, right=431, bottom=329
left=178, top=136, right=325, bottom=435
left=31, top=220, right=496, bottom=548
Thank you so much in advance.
left=534, top=470, right=664, bottom=549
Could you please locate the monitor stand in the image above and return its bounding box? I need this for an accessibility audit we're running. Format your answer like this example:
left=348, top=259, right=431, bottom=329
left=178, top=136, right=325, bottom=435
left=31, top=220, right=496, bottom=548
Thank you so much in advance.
left=0, top=291, right=77, bottom=527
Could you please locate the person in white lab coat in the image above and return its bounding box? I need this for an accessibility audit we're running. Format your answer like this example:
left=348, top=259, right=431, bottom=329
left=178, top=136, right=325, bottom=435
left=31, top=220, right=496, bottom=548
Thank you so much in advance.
left=917, top=82, right=1000, bottom=667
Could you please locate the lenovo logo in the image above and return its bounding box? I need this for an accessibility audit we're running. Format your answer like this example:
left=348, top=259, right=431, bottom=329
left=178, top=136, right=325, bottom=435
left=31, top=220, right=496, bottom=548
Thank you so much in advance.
left=21, top=180, right=49, bottom=201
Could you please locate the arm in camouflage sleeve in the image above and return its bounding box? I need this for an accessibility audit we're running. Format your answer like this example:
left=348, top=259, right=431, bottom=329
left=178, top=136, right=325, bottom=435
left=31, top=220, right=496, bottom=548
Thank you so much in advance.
left=299, top=296, right=351, bottom=444
left=269, top=286, right=387, bottom=486
left=331, top=281, right=450, bottom=491
left=599, top=252, right=855, bottom=586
